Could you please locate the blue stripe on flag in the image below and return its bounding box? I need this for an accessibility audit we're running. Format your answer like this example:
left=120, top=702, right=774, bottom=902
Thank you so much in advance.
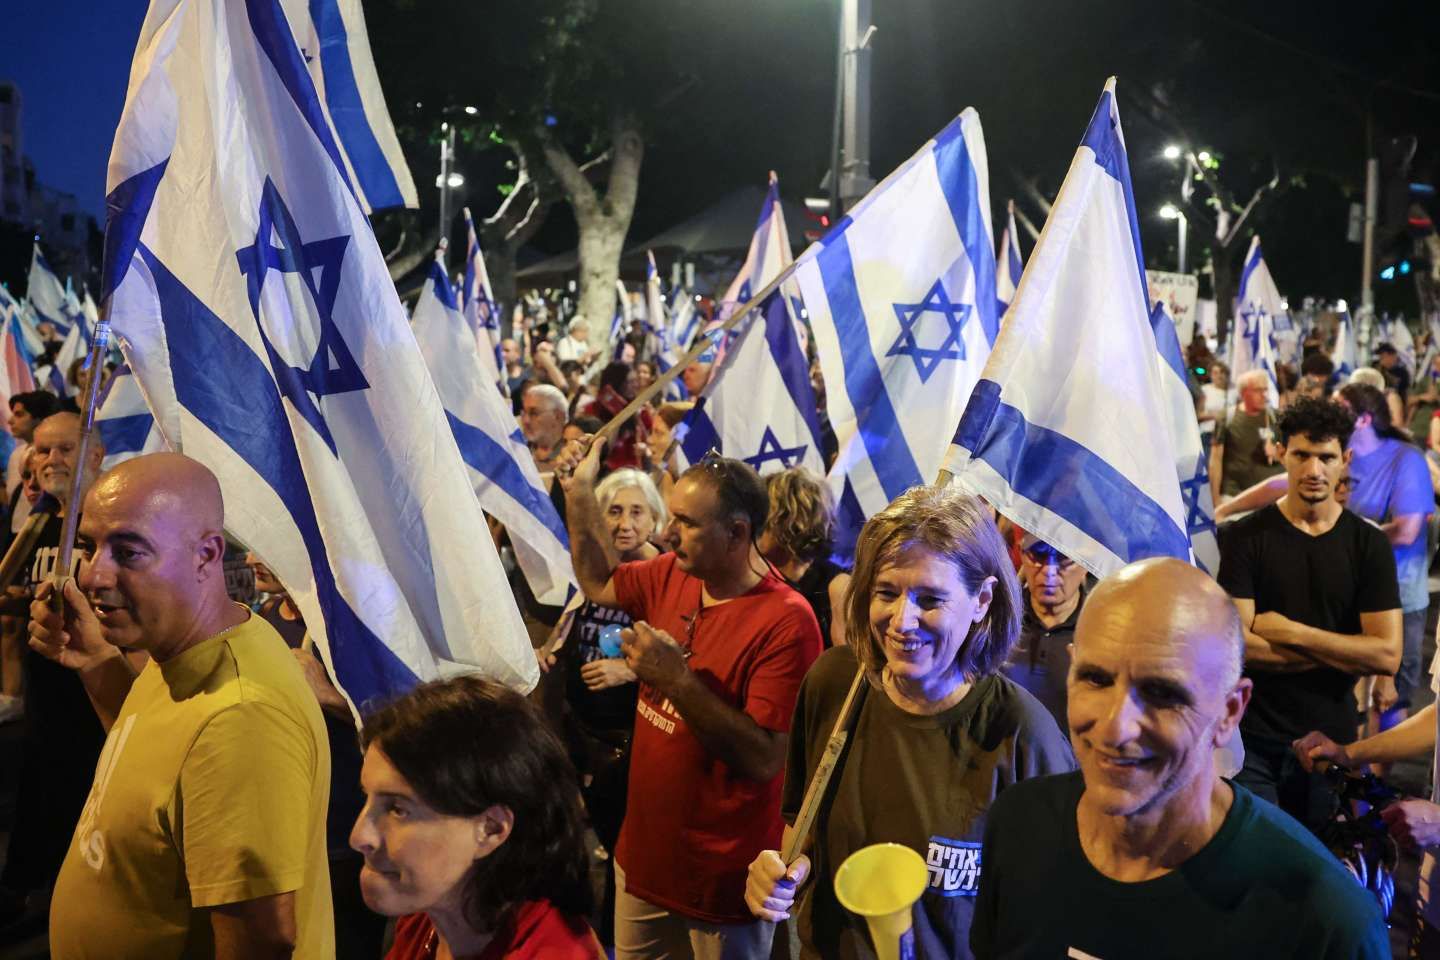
left=679, top=403, right=720, bottom=464
left=955, top=379, right=1191, bottom=561
left=137, top=242, right=415, bottom=710
left=814, top=234, right=921, bottom=502
left=1080, top=91, right=1150, bottom=307
left=444, top=412, right=570, bottom=547
left=1150, top=303, right=1188, bottom=384
left=246, top=0, right=359, bottom=206
left=759, top=293, right=825, bottom=451
left=102, top=161, right=168, bottom=302
left=308, top=0, right=406, bottom=210
left=1238, top=241, right=1264, bottom=297
left=97, top=413, right=155, bottom=455
left=429, top=260, right=459, bottom=311
left=833, top=474, right=866, bottom=562
left=932, top=119, right=1000, bottom=346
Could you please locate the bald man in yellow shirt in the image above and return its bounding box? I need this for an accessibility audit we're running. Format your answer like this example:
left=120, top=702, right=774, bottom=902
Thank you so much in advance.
left=30, top=453, right=333, bottom=959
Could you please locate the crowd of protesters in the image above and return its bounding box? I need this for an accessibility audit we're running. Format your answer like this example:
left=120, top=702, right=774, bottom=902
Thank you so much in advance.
left=0, top=301, right=1431, bottom=959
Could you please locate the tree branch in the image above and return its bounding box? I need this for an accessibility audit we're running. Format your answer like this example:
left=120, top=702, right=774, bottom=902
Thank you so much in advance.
left=603, top=112, right=644, bottom=223
left=536, top=126, right=605, bottom=221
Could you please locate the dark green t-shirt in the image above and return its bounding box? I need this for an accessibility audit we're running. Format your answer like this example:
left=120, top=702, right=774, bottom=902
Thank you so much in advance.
left=1217, top=408, right=1283, bottom=496
left=970, top=771, right=1389, bottom=959
left=781, top=645, right=1075, bottom=960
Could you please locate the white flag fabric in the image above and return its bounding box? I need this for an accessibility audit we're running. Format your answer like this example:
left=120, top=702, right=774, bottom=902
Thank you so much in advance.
left=411, top=253, right=576, bottom=607
left=101, top=0, right=537, bottom=709
left=942, top=79, right=1192, bottom=577
left=1151, top=302, right=1219, bottom=573
left=1231, top=236, right=1283, bottom=407
left=646, top=252, right=689, bottom=401
left=26, top=243, right=78, bottom=338
left=795, top=108, right=1000, bottom=552
left=1384, top=315, right=1416, bottom=371
left=461, top=208, right=504, bottom=391
left=997, top=202, right=1024, bottom=309
left=681, top=177, right=824, bottom=477
left=95, top=361, right=168, bottom=471
left=1332, top=310, right=1358, bottom=379
left=0, top=287, right=35, bottom=398
left=281, top=0, right=417, bottom=211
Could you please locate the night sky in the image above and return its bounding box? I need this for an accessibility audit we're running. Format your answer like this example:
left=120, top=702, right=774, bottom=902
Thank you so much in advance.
left=3, top=0, right=1437, bottom=306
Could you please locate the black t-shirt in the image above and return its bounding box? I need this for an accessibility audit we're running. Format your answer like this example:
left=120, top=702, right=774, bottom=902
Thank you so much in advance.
left=970, top=771, right=1389, bottom=959
left=1217, top=505, right=1399, bottom=743
left=782, top=646, right=1074, bottom=960
left=258, top=600, right=366, bottom=860
left=792, top=556, right=844, bottom=648
left=562, top=599, right=638, bottom=734
left=1002, top=586, right=1085, bottom=733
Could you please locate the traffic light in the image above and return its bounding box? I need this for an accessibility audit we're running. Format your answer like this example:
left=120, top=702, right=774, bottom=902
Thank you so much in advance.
left=803, top=196, right=832, bottom=243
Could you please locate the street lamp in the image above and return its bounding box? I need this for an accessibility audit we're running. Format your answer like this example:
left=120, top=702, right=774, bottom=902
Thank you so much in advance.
left=1162, top=144, right=1182, bottom=161
left=1159, top=204, right=1188, bottom=274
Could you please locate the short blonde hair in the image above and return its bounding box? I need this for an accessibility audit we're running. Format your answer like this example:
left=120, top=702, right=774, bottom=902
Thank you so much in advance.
left=845, top=486, right=1021, bottom=683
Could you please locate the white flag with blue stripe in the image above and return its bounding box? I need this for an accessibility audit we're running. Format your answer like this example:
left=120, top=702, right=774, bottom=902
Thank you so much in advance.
left=1151, top=302, right=1219, bottom=573
left=1384, top=315, right=1416, bottom=371
left=1331, top=309, right=1358, bottom=380
left=997, top=201, right=1024, bottom=309
left=102, top=0, right=536, bottom=709
left=794, top=108, right=999, bottom=552
left=1232, top=236, right=1282, bottom=407
left=646, top=251, right=689, bottom=401
left=412, top=252, right=576, bottom=607
left=681, top=176, right=823, bottom=476
left=461, top=208, right=504, bottom=391
left=281, top=0, right=417, bottom=212
left=26, top=243, right=77, bottom=338
left=96, top=362, right=168, bottom=471
left=942, top=79, right=1192, bottom=578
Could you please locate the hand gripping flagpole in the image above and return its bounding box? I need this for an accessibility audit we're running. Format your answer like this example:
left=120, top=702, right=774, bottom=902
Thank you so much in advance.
left=53, top=306, right=111, bottom=591
left=592, top=256, right=807, bottom=445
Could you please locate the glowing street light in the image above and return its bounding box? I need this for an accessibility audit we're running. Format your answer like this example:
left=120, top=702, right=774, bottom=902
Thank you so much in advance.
left=1162, top=144, right=1182, bottom=161
left=1159, top=204, right=1188, bottom=273
left=1159, top=203, right=1181, bottom=219
left=1196, top=150, right=1212, bottom=164
left=434, top=172, right=466, bottom=189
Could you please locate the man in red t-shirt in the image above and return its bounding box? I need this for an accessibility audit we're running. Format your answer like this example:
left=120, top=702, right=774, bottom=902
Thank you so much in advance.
left=559, top=439, right=822, bottom=959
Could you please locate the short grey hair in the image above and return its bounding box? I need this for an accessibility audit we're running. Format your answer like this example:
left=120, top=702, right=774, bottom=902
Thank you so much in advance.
left=1236, top=369, right=1270, bottom=392
left=525, top=384, right=568, bottom=416
left=1347, top=367, right=1385, bottom=391
left=595, top=469, right=668, bottom=528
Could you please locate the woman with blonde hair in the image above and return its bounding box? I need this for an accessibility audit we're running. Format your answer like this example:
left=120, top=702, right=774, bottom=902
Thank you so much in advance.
left=744, top=486, right=1073, bottom=959
left=760, top=467, right=851, bottom=648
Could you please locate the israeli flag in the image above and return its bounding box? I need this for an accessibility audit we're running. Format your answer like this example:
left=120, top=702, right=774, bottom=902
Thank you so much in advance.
left=26, top=243, right=75, bottom=337
left=942, top=79, right=1192, bottom=578
left=997, top=200, right=1024, bottom=309
left=281, top=0, right=417, bottom=212
left=1384, top=314, right=1416, bottom=371
left=13, top=300, right=46, bottom=360
left=671, top=288, right=699, bottom=352
left=794, top=108, right=999, bottom=552
left=101, top=0, right=537, bottom=709
left=1331, top=309, right=1358, bottom=380
left=461, top=208, right=503, bottom=390
left=412, top=253, right=576, bottom=607
left=646, top=251, right=689, bottom=401
left=0, top=288, right=35, bottom=397
left=681, top=176, right=823, bottom=476
left=96, top=362, right=167, bottom=471
left=1231, top=237, right=1282, bottom=405
left=1151, top=302, right=1219, bottom=573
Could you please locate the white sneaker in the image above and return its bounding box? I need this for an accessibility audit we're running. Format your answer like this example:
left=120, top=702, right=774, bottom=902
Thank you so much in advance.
left=0, top=695, right=24, bottom=724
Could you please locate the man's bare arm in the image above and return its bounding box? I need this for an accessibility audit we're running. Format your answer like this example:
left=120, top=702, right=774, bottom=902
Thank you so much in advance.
left=1232, top=598, right=1318, bottom=672
left=1254, top=608, right=1401, bottom=677
left=210, top=892, right=297, bottom=960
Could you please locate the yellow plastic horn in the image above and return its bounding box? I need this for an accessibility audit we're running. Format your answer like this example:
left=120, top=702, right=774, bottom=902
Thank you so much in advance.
left=833, top=843, right=928, bottom=960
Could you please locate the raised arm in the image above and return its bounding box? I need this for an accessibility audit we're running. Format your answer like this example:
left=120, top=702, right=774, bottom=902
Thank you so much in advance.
left=1213, top=473, right=1287, bottom=523
left=557, top=436, right=622, bottom=607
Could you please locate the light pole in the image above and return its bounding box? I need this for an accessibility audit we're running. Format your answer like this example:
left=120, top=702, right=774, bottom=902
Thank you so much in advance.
left=437, top=123, right=460, bottom=247
left=1160, top=203, right=1188, bottom=274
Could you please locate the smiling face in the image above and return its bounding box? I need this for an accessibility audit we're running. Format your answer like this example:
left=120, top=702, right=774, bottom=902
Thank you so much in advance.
left=868, top=548, right=992, bottom=701
left=32, top=414, right=99, bottom=504
left=349, top=745, right=496, bottom=919
left=1067, top=563, right=1249, bottom=819
left=605, top=485, right=657, bottom=556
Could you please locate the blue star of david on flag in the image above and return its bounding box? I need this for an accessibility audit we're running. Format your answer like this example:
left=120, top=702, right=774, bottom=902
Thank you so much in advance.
left=237, top=178, right=370, bottom=456
left=743, top=426, right=808, bottom=472
left=1180, top=435, right=1216, bottom=538
left=887, top=279, right=972, bottom=383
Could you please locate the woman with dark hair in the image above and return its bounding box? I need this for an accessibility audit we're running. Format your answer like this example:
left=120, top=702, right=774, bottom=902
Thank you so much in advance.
left=759, top=467, right=851, bottom=648
left=582, top=362, right=652, bottom=471
left=351, top=676, right=602, bottom=959
left=1336, top=382, right=1433, bottom=733
left=744, top=486, right=1074, bottom=959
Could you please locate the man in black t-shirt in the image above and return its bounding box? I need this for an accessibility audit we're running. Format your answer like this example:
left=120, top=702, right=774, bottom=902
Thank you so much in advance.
left=1217, top=398, right=1401, bottom=831
left=972, top=558, right=1388, bottom=959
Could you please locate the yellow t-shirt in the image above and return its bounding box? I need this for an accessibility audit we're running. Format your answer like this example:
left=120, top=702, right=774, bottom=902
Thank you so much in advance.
left=50, top=611, right=335, bottom=959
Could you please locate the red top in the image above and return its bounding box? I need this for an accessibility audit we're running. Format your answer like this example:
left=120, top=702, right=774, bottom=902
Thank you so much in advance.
left=611, top=553, right=823, bottom=924
left=385, top=901, right=600, bottom=960
left=582, top=385, right=653, bottom=470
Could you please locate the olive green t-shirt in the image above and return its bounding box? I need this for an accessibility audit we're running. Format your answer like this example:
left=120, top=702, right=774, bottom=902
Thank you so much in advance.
left=1217, top=408, right=1283, bottom=496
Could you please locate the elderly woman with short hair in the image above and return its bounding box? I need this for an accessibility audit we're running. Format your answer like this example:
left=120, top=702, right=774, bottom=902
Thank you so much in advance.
left=745, top=486, right=1074, bottom=960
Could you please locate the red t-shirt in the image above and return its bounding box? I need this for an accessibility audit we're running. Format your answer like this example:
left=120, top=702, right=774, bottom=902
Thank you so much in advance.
left=611, top=552, right=823, bottom=924
left=385, top=901, right=600, bottom=960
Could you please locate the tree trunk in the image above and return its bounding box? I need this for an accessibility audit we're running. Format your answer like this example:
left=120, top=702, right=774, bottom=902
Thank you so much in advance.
left=539, top=112, right=645, bottom=347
